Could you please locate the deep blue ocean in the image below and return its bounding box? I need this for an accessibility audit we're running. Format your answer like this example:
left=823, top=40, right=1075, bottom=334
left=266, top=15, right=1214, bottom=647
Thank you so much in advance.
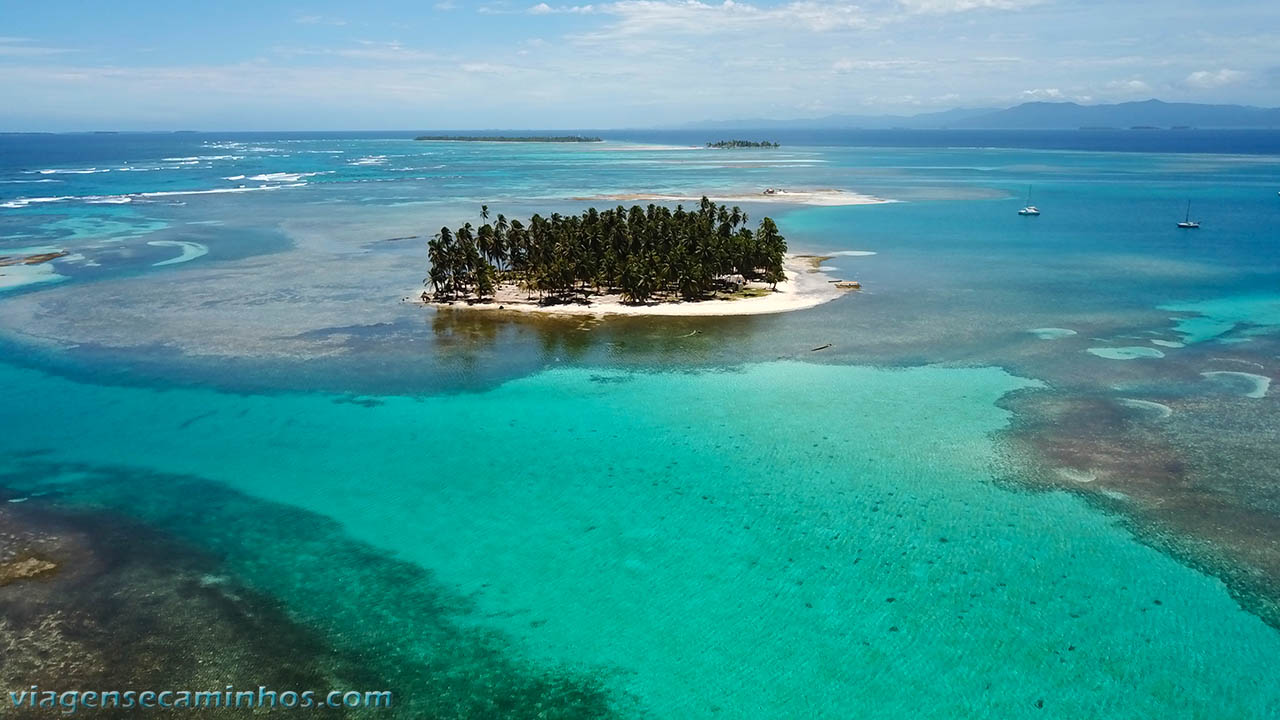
left=2, top=129, right=1279, bottom=718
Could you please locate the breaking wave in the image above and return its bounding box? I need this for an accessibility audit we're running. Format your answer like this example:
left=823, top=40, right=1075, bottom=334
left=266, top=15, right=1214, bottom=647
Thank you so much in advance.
left=1, top=183, right=309, bottom=209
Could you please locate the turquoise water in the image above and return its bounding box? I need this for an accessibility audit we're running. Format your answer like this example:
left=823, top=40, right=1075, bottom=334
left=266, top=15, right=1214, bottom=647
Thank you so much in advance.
left=1161, top=294, right=1280, bottom=345
left=3, top=359, right=1280, bottom=717
left=3, top=132, right=1280, bottom=717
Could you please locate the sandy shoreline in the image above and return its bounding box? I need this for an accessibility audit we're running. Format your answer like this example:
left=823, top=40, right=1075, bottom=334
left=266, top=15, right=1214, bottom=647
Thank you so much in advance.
left=414, top=255, right=855, bottom=317
left=575, top=189, right=893, bottom=207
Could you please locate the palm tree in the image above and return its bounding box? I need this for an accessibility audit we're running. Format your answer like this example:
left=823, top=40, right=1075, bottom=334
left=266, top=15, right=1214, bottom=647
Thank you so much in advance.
left=425, top=197, right=787, bottom=304
left=474, top=262, right=496, bottom=299
left=493, top=214, right=509, bottom=270
left=476, top=224, right=495, bottom=267
left=426, top=227, right=454, bottom=298
left=756, top=217, right=786, bottom=288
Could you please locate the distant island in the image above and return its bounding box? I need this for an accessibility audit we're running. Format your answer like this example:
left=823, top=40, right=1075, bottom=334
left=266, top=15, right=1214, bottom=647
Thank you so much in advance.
left=707, top=140, right=779, bottom=148
left=680, top=99, right=1280, bottom=130
left=416, top=198, right=852, bottom=316
left=413, top=135, right=603, bottom=142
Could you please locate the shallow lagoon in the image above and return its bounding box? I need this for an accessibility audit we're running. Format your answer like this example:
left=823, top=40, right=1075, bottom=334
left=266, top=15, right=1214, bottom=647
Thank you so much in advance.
left=2, top=132, right=1280, bottom=717
left=4, top=359, right=1280, bottom=717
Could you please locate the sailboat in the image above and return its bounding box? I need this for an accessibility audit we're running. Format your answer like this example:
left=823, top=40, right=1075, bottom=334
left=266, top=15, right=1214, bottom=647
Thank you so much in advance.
left=1177, top=200, right=1200, bottom=229
left=1018, top=187, right=1040, bottom=216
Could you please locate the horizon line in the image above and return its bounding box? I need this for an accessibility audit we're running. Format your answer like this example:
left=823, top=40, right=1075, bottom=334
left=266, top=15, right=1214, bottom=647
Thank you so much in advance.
left=5, top=127, right=1280, bottom=135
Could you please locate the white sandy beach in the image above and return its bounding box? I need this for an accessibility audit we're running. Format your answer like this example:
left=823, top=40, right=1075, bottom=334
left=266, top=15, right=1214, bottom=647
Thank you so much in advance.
left=577, top=189, right=893, bottom=207
left=415, top=255, right=853, bottom=317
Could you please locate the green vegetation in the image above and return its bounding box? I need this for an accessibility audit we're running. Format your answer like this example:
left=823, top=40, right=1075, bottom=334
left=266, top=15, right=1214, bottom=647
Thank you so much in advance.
left=706, top=139, right=779, bottom=148
left=727, top=286, right=773, bottom=299
left=425, top=197, right=787, bottom=304
left=413, top=135, right=603, bottom=142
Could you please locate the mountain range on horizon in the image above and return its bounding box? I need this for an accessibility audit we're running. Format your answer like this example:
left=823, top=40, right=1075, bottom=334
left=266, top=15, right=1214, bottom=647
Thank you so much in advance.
left=678, top=99, right=1280, bottom=131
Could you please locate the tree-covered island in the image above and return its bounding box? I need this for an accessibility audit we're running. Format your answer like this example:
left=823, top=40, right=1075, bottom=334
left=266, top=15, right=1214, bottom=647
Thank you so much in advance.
left=706, top=140, right=779, bottom=148
left=414, top=135, right=603, bottom=142
left=424, top=197, right=788, bottom=306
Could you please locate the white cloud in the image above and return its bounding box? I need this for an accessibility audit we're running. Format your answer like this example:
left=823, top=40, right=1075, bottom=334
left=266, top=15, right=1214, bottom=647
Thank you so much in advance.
left=896, top=0, right=1045, bottom=14
left=0, top=37, right=71, bottom=57
left=1020, top=87, right=1064, bottom=100
left=571, top=1, right=874, bottom=40
left=4, top=0, right=1274, bottom=129
left=461, top=62, right=520, bottom=73
left=529, top=3, right=596, bottom=12
left=832, top=58, right=930, bottom=73
left=307, top=41, right=439, bottom=63
left=1105, top=78, right=1151, bottom=94
left=295, top=15, right=348, bottom=26
left=1184, top=68, right=1246, bottom=88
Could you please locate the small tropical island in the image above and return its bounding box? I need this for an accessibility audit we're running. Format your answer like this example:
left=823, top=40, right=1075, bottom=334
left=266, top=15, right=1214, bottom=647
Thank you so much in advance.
left=413, top=135, right=603, bottom=142
left=706, top=140, right=779, bottom=148
left=419, top=197, right=848, bottom=316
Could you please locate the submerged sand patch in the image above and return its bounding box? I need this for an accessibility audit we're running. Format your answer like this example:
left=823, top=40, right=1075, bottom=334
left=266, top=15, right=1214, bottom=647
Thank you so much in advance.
left=1087, top=346, right=1166, bottom=360
left=1117, top=398, right=1174, bottom=420
left=1201, top=371, right=1272, bottom=399
left=148, top=240, right=209, bottom=267
left=0, top=262, right=68, bottom=291
left=1029, top=328, right=1077, bottom=340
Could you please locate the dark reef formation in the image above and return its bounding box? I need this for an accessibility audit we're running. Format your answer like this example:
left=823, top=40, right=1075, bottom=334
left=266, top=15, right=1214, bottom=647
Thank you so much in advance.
left=0, top=490, right=366, bottom=719
left=0, top=461, right=628, bottom=719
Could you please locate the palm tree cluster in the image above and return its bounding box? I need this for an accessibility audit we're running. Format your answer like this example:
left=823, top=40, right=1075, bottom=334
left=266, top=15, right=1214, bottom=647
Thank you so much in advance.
left=706, top=140, right=779, bottom=148
left=425, top=197, right=788, bottom=304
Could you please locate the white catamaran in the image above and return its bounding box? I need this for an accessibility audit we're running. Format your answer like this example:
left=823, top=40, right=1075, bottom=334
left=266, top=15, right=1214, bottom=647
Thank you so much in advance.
left=1018, top=187, right=1040, bottom=216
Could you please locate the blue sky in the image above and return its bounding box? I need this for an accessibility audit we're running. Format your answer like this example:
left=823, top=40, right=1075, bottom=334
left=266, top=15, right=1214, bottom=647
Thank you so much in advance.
left=1, top=0, right=1277, bottom=130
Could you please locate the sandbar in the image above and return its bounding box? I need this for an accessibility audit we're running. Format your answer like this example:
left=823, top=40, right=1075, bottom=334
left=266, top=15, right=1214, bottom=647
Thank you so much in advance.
left=576, top=189, right=893, bottom=207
